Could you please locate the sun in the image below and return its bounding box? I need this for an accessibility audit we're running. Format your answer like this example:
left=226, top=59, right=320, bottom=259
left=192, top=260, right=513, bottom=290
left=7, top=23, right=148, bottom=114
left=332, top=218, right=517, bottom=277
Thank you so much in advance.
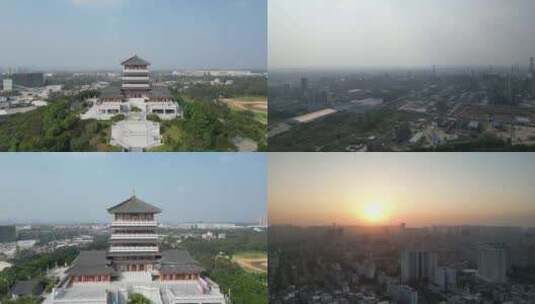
left=361, top=202, right=388, bottom=224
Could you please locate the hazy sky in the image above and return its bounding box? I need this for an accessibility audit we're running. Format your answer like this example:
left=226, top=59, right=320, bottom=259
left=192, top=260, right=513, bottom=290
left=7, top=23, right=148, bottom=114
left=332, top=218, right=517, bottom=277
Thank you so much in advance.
left=269, top=0, right=535, bottom=69
left=269, top=153, right=535, bottom=227
left=0, top=153, right=266, bottom=224
left=0, top=0, right=266, bottom=70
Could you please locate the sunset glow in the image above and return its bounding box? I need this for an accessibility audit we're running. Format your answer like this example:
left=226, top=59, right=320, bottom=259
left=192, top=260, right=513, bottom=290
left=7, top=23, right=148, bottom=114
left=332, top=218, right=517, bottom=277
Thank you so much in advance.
left=269, top=153, right=535, bottom=227
left=361, top=202, right=388, bottom=224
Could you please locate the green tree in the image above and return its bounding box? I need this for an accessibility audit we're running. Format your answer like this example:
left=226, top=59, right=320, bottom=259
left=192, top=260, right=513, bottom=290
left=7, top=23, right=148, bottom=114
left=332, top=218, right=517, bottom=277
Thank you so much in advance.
left=128, top=293, right=151, bottom=304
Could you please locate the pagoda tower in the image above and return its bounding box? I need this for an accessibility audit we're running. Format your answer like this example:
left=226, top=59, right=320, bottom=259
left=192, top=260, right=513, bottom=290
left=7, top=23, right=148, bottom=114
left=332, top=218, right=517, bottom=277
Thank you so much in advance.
left=121, top=55, right=151, bottom=99
left=107, top=195, right=161, bottom=272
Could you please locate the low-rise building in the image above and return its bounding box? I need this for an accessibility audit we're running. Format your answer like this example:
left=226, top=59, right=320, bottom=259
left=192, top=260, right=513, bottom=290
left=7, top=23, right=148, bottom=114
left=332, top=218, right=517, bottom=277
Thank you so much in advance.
left=11, top=280, right=45, bottom=299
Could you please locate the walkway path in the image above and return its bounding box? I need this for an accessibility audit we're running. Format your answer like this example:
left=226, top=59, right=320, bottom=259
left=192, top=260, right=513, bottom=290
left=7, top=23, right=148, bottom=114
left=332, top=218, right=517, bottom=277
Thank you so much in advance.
left=110, top=116, right=162, bottom=151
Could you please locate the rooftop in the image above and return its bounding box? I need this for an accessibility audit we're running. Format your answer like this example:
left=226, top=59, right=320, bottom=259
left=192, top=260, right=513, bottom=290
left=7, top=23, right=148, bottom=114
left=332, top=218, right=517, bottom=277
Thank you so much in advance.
left=65, top=249, right=203, bottom=277
left=151, top=86, right=172, bottom=99
left=11, top=280, right=45, bottom=297
left=99, top=86, right=122, bottom=99
left=160, top=250, right=205, bottom=274
left=121, top=55, right=150, bottom=66
left=107, top=195, right=162, bottom=214
left=66, top=251, right=117, bottom=276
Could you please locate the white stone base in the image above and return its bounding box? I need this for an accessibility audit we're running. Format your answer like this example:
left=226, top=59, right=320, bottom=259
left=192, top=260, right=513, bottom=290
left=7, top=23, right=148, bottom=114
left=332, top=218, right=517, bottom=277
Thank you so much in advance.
left=49, top=279, right=226, bottom=304
left=81, top=99, right=180, bottom=121
left=110, top=120, right=162, bottom=151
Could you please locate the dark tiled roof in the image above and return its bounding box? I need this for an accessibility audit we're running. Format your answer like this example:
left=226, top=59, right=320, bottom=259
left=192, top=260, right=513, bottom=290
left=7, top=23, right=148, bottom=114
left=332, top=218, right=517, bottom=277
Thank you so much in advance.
left=100, top=86, right=123, bottom=99
left=67, top=251, right=117, bottom=276
left=121, top=55, right=150, bottom=66
left=159, top=250, right=205, bottom=274
left=11, top=280, right=44, bottom=297
left=107, top=196, right=162, bottom=214
left=150, top=86, right=172, bottom=99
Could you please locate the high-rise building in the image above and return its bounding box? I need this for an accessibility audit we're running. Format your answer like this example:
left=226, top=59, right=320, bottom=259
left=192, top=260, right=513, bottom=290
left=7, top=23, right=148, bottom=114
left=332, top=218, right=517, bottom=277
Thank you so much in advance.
left=401, top=249, right=437, bottom=283
left=300, top=77, right=308, bottom=94
left=530, top=57, right=535, bottom=97
left=477, top=243, right=507, bottom=283
left=527, top=245, right=535, bottom=268
left=0, top=225, right=16, bottom=242
left=259, top=215, right=268, bottom=227
left=11, top=73, right=44, bottom=88
left=387, top=284, right=418, bottom=304
left=434, top=267, right=457, bottom=292
left=2, top=78, right=12, bottom=92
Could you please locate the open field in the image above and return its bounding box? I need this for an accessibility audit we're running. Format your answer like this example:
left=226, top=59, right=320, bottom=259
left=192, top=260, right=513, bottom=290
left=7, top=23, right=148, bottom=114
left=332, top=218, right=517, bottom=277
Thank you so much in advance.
left=231, top=252, right=267, bottom=273
left=220, top=97, right=267, bottom=124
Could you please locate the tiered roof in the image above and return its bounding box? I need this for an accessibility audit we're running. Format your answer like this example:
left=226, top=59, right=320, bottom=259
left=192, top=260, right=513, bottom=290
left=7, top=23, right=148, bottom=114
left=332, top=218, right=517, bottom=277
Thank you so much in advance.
left=121, top=55, right=150, bottom=66
left=107, top=195, right=162, bottom=214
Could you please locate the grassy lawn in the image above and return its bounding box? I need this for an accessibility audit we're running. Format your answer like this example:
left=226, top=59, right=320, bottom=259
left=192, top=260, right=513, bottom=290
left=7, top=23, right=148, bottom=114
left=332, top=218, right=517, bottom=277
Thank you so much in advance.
left=254, top=111, right=268, bottom=125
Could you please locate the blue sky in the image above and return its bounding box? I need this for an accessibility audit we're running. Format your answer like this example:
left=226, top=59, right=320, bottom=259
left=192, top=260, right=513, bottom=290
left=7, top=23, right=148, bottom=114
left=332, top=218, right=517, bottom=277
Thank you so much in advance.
left=0, top=153, right=266, bottom=224
left=0, top=0, right=267, bottom=70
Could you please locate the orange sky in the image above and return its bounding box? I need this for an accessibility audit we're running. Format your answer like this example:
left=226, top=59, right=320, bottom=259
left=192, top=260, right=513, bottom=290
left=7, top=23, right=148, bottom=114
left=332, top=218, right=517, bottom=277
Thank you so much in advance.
left=269, top=153, right=535, bottom=227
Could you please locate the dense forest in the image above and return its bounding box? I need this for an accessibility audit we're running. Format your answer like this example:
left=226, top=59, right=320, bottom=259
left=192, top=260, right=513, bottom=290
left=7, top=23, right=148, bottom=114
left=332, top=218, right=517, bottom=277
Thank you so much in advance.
left=177, top=77, right=266, bottom=103
left=0, top=90, right=116, bottom=152
left=0, top=248, right=79, bottom=304
left=154, top=93, right=266, bottom=151
left=0, top=78, right=266, bottom=151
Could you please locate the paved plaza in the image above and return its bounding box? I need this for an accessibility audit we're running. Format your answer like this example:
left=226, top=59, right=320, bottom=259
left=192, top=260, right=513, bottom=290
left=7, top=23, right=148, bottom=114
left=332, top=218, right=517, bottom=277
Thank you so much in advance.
left=110, top=119, right=162, bottom=151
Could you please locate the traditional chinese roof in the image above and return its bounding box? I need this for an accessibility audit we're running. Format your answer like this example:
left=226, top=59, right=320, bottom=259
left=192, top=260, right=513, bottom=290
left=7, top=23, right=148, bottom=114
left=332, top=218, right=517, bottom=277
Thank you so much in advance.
left=159, top=250, right=205, bottom=274
left=121, top=55, right=150, bottom=66
left=100, top=86, right=123, bottom=99
left=150, top=86, right=173, bottom=99
left=66, top=251, right=117, bottom=276
left=107, top=195, right=162, bottom=214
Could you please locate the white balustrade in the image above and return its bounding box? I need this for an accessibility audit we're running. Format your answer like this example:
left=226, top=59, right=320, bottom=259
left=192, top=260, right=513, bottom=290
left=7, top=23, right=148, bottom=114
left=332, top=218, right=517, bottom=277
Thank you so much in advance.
left=109, top=246, right=159, bottom=253
left=122, top=84, right=150, bottom=88
left=123, top=69, right=149, bottom=74
left=110, top=234, right=158, bottom=240
left=122, top=77, right=150, bottom=81
left=111, top=221, right=158, bottom=227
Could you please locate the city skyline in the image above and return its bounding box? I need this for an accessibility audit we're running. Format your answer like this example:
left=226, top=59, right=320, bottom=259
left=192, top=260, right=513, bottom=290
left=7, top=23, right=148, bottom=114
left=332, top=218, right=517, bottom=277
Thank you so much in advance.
left=269, top=0, right=535, bottom=69
left=269, top=153, right=535, bottom=227
left=0, top=0, right=267, bottom=70
left=0, top=153, right=267, bottom=224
